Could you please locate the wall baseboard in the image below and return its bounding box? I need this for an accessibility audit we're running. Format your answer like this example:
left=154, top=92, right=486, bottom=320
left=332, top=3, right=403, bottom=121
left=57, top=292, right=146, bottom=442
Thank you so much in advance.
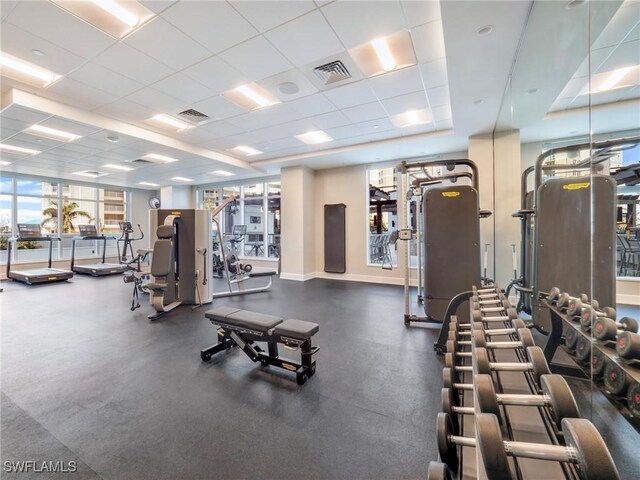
left=279, top=272, right=317, bottom=282
left=279, top=271, right=419, bottom=287
left=617, top=293, right=640, bottom=306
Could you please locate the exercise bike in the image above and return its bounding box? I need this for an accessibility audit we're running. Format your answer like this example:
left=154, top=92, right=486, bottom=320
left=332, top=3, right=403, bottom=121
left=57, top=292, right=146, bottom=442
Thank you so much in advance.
left=118, top=221, right=152, bottom=311
left=212, top=225, right=252, bottom=278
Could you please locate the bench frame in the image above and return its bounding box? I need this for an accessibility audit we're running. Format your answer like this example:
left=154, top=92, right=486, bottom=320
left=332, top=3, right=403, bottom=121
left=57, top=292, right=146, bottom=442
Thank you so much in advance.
left=200, top=322, right=319, bottom=385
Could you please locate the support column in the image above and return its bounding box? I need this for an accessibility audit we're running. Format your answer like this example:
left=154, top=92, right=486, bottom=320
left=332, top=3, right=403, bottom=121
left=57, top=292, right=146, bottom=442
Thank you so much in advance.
left=280, top=166, right=316, bottom=280
left=160, top=186, right=194, bottom=209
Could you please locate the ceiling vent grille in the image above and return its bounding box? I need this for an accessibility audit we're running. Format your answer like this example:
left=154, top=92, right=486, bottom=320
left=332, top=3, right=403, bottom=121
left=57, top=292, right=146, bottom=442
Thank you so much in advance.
left=79, top=170, right=108, bottom=177
left=313, top=60, right=351, bottom=85
left=131, top=158, right=155, bottom=164
left=176, top=108, right=212, bottom=126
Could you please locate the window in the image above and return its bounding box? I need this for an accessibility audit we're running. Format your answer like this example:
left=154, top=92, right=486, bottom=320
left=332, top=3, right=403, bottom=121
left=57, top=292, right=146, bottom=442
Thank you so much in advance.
left=198, top=180, right=279, bottom=259
left=367, top=167, right=398, bottom=267
left=0, top=175, right=130, bottom=265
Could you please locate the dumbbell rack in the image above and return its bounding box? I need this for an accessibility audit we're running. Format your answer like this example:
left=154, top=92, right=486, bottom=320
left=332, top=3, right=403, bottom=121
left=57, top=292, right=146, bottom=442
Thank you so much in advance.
left=543, top=300, right=640, bottom=430
left=437, top=287, right=570, bottom=480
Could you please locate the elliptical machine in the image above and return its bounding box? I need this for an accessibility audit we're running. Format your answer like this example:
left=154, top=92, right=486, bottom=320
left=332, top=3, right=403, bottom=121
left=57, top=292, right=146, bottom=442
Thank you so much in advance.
left=212, top=224, right=252, bottom=278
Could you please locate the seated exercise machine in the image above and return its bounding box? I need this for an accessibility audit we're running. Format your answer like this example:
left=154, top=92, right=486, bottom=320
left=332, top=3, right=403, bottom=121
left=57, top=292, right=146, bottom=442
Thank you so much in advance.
left=70, top=225, right=128, bottom=276
left=6, top=224, right=73, bottom=285
left=201, top=306, right=320, bottom=385
left=144, top=209, right=213, bottom=319
left=210, top=197, right=278, bottom=299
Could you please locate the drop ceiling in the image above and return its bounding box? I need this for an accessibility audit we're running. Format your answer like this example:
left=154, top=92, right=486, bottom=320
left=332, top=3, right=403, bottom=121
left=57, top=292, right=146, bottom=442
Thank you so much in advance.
left=0, top=0, right=638, bottom=189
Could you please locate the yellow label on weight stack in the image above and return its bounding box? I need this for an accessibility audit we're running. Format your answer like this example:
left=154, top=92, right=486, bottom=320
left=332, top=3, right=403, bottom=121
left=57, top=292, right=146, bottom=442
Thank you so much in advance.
left=442, top=191, right=460, bottom=198
left=563, top=182, right=590, bottom=191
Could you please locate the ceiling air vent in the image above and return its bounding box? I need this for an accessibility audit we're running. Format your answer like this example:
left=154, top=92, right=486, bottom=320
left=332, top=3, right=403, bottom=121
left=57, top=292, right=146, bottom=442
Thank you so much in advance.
left=176, top=108, right=212, bottom=126
left=313, top=60, right=351, bottom=85
left=131, top=158, right=154, bottom=164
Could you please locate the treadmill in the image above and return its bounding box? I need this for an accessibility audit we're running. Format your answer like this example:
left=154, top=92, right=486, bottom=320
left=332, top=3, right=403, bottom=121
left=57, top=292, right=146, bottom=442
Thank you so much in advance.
left=6, top=224, right=74, bottom=285
left=70, top=225, right=128, bottom=277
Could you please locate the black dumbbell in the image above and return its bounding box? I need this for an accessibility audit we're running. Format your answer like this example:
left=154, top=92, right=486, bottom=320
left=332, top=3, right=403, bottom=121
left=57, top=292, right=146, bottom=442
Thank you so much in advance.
left=566, top=297, right=600, bottom=317
left=450, top=319, right=526, bottom=340
left=437, top=412, right=619, bottom=479
left=565, top=327, right=580, bottom=350
left=473, top=286, right=503, bottom=295
left=556, top=292, right=590, bottom=311
left=475, top=346, right=550, bottom=384
left=472, top=298, right=511, bottom=313
left=591, top=348, right=607, bottom=379
left=448, top=326, right=533, bottom=354
left=575, top=336, right=592, bottom=363
left=627, top=382, right=640, bottom=419
left=593, top=316, right=639, bottom=341
left=427, top=461, right=451, bottom=480
left=471, top=292, right=506, bottom=305
left=616, top=331, right=640, bottom=360
left=442, top=374, right=579, bottom=431
left=579, top=306, right=617, bottom=330
left=471, top=307, right=518, bottom=323
left=603, top=361, right=630, bottom=396
left=547, top=287, right=586, bottom=306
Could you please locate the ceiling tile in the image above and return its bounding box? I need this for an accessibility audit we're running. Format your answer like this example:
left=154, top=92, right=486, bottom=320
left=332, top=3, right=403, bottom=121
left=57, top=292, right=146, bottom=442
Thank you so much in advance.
left=323, top=81, right=378, bottom=109
left=188, top=121, right=245, bottom=144
left=47, top=78, right=119, bottom=110
left=191, top=96, right=246, bottom=121
left=151, top=72, right=213, bottom=104
left=259, top=137, right=303, bottom=152
left=230, top=1, right=316, bottom=32
left=182, top=56, right=249, bottom=95
left=259, top=69, right=319, bottom=101
left=597, top=39, right=640, bottom=73
left=431, top=104, right=452, bottom=122
left=309, top=111, right=351, bottom=129
left=287, top=93, right=336, bottom=116
left=92, top=98, right=155, bottom=123
left=381, top=90, right=428, bottom=115
left=265, top=10, right=344, bottom=67
left=162, top=1, right=257, bottom=54
left=5, top=1, right=115, bottom=59
left=253, top=119, right=317, bottom=141
left=341, top=102, right=388, bottom=123
left=368, top=66, right=424, bottom=100
left=124, top=17, right=211, bottom=70
left=419, top=59, right=448, bottom=89
left=354, top=117, right=396, bottom=135
left=325, top=124, right=361, bottom=140
left=226, top=103, right=301, bottom=131
left=10, top=132, right=63, bottom=149
left=0, top=1, right=18, bottom=21
left=2, top=105, right=52, bottom=125
left=126, top=86, right=185, bottom=113
left=139, top=1, right=178, bottom=14
left=592, top=2, right=640, bottom=50
left=400, top=122, right=435, bottom=137
left=40, top=118, right=102, bottom=137
left=92, top=43, right=174, bottom=85
left=219, top=36, right=293, bottom=80
left=401, top=0, right=441, bottom=28
left=1, top=127, right=20, bottom=141
left=69, top=63, right=144, bottom=98
left=0, top=23, right=85, bottom=75
left=435, top=119, right=453, bottom=131
left=321, top=0, right=406, bottom=48
left=426, top=85, right=450, bottom=107
left=411, top=21, right=446, bottom=64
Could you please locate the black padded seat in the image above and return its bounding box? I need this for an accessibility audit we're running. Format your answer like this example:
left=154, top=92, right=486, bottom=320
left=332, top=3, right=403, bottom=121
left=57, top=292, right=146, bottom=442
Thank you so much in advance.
left=275, top=319, right=319, bottom=339
left=205, top=307, right=282, bottom=333
left=248, top=268, right=278, bottom=278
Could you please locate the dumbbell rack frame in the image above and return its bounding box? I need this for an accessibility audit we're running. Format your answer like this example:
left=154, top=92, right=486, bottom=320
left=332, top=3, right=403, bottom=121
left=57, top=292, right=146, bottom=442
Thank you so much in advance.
left=543, top=300, right=640, bottom=431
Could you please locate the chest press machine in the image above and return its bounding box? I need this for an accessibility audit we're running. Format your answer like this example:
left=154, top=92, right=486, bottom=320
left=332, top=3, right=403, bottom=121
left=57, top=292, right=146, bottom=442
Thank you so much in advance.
left=201, top=306, right=320, bottom=385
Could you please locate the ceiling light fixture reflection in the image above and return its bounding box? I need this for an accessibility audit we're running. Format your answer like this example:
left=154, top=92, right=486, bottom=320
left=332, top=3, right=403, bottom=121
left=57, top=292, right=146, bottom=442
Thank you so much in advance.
left=171, top=176, right=193, bottom=182
left=211, top=170, right=235, bottom=176
left=103, top=163, right=134, bottom=171
left=26, top=124, right=81, bottom=142
left=598, top=66, right=633, bottom=92
left=150, top=114, right=192, bottom=131
left=0, top=143, right=41, bottom=155
left=230, top=145, right=262, bottom=156
left=143, top=153, right=178, bottom=163
left=138, top=181, right=159, bottom=187
left=91, top=0, right=139, bottom=27
left=236, top=85, right=271, bottom=108
left=389, top=109, right=433, bottom=128
left=371, top=37, right=396, bottom=72
left=73, top=171, right=103, bottom=178
left=295, top=130, right=334, bottom=145
left=0, top=51, right=61, bottom=86
left=0, top=160, right=11, bottom=166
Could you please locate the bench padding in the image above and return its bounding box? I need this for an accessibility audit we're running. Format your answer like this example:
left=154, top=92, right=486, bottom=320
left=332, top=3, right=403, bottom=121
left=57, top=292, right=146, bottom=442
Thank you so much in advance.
left=205, top=307, right=283, bottom=333
left=275, top=319, right=319, bottom=339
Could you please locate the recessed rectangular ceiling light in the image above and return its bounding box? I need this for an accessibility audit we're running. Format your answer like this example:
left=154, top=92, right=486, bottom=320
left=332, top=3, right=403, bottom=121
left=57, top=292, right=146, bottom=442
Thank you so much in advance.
left=103, top=163, right=134, bottom=171
left=0, top=160, right=11, bottom=166
left=138, top=181, right=159, bottom=187
left=0, top=143, right=41, bottom=155
left=295, top=130, right=334, bottom=145
left=598, top=65, right=634, bottom=92
left=52, top=0, right=152, bottom=39
left=390, top=109, right=433, bottom=128
left=211, top=170, right=235, bottom=176
left=149, top=114, right=193, bottom=131
left=142, top=153, right=179, bottom=163
left=223, top=83, right=281, bottom=110
left=73, top=171, right=106, bottom=178
left=230, top=145, right=262, bottom=156
left=25, top=124, right=81, bottom=142
left=0, top=51, right=62, bottom=87
left=349, top=31, right=417, bottom=78
left=171, top=176, right=193, bottom=182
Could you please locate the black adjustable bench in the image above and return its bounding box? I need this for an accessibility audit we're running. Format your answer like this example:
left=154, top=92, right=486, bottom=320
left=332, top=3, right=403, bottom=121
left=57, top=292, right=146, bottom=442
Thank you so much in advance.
left=201, top=306, right=320, bottom=385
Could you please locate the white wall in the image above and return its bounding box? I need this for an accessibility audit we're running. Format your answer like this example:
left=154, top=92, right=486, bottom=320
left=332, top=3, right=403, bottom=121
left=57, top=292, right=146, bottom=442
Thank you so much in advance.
left=160, top=186, right=194, bottom=209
